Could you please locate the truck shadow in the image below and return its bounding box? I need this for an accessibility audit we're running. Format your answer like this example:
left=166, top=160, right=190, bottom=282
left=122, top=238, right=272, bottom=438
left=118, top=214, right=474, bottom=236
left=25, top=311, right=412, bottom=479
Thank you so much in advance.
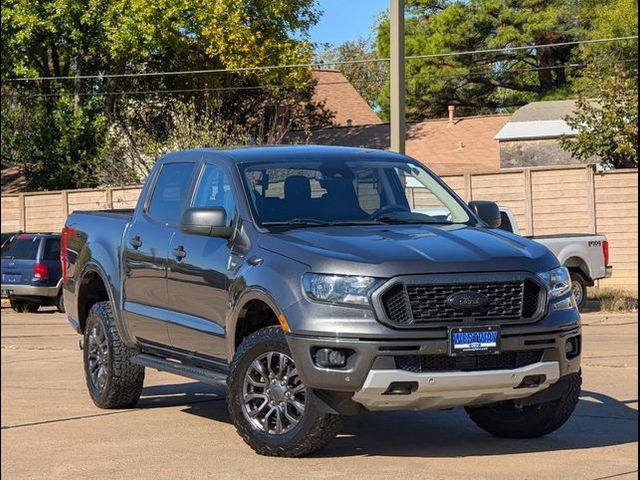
left=140, top=383, right=637, bottom=458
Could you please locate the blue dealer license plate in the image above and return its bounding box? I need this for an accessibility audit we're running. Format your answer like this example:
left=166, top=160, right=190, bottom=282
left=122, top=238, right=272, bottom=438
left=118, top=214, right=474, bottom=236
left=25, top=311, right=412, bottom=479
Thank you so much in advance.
left=449, top=326, right=500, bottom=356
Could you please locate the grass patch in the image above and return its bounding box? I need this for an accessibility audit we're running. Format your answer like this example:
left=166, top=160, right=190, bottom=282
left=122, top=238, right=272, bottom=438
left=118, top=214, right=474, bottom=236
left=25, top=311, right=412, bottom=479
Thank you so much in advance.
left=589, top=288, right=638, bottom=312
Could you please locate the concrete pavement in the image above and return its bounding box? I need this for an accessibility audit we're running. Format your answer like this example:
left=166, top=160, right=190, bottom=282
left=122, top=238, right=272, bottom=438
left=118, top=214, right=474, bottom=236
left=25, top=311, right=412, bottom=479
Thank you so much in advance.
left=1, top=307, right=637, bottom=480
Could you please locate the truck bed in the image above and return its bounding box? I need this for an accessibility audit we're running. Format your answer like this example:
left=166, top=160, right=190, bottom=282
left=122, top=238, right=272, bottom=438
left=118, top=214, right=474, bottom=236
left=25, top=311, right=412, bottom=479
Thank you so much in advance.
left=527, top=233, right=603, bottom=240
left=72, top=209, right=134, bottom=220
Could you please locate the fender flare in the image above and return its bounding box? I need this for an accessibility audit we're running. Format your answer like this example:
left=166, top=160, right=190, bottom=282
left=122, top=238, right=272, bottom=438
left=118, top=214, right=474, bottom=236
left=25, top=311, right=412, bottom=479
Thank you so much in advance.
left=77, top=261, right=137, bottom=348
left=555, top=247, right=593, bottom=281
left=226, top=287, right=284, bottom=359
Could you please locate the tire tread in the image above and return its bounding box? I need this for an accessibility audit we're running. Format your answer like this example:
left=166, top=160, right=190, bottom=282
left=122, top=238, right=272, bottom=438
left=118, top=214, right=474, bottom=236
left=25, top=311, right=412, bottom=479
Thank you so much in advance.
left=84, top=301, right=144, bottom=409
left=227, top=326, right=342, bottom=457
left=466, top=372, right=582, bottom=438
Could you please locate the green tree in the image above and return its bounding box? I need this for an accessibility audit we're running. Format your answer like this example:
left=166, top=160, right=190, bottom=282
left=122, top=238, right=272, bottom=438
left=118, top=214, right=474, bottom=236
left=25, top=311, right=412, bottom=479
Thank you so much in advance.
left=574, top=0, right=639, bottom=94
left=317, top=38, right=388, bottom=109
left=375, top=0, right=638, bottom=120
left=1, top=0, right=328, bottom=189
left=560, top=70, right=638, bottom=169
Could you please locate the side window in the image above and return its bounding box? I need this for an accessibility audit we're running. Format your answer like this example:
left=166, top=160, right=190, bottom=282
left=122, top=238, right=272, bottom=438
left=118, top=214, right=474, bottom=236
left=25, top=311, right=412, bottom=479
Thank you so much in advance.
left=147, top=163, right=196, bottom=225
left=192, top=165, right=236, bottom=227
left=353, top=168, right=382, bottom=214
left=43, top=238, right=61, bottom=260
left=499, top=211, right=514, bottom=233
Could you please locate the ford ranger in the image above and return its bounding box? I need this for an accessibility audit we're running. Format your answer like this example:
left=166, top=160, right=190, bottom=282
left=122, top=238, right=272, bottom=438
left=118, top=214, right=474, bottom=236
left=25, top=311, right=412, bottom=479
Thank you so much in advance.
left=62, top=146, right=582, bottom=457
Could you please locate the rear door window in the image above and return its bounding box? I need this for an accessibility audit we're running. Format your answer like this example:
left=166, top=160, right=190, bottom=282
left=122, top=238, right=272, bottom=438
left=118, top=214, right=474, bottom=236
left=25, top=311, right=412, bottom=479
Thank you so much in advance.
left=1, top=236, right=41, bottom=260
left=43, top=238, right=61, bottom=260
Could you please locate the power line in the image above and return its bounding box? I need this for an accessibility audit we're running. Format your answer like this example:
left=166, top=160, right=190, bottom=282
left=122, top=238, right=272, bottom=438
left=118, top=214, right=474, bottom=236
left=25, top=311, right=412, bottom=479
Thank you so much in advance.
left=13, top=57, right=637, bottom=98
left=2, top=35, right=637, bottom=83
left=18, top=80, right=354, bottom=98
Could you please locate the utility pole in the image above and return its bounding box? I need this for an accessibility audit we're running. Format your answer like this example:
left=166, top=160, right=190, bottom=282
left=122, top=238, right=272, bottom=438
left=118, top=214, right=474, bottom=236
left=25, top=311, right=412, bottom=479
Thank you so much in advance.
left=390, top=0, right=406, bottom=154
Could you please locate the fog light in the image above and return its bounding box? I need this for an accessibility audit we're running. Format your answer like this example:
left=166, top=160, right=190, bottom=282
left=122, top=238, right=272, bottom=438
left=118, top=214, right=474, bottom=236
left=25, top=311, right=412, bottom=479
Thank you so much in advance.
left=565, top=336, right=581, bottom=359
left=314, top=348, right=348, bottom=368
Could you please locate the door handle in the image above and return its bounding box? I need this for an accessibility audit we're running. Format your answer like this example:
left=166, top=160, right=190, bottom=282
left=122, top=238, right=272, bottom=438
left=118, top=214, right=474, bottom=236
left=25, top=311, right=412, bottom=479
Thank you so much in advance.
left=172, top=246, right=187, bottom=260
left=129, top=236, right=142, bottom=249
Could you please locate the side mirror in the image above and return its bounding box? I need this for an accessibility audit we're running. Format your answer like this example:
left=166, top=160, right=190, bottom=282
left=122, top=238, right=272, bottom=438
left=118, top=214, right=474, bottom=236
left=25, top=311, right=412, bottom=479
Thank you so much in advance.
left=469, top=201, right=501, bottom=228
left=180, top=207, right=233, bottom=238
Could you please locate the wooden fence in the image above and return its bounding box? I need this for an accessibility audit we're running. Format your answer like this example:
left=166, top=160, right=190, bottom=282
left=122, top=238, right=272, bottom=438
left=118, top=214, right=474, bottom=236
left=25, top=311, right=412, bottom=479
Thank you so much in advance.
left=1, top=165, right=637, bottom=290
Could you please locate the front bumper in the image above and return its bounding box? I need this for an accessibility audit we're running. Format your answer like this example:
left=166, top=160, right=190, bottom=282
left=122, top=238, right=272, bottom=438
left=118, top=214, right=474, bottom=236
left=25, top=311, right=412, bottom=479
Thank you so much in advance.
left=287, top=324, right=581, bottom=412
left=352, top=361, right=560, bottom=411
left=1, top=283, right=60, bottom=299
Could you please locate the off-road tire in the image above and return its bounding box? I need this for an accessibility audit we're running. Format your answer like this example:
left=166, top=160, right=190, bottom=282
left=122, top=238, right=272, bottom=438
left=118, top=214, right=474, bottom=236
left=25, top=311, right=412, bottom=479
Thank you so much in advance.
left=227, top=326, right=342, bottom=457
left=465, top=372, right=582, bottom=438
left=570, top=271, right=588, bottom=311
left=83, top=301, right=144, bottom=409
left=10, top=300, right=39, bottom=313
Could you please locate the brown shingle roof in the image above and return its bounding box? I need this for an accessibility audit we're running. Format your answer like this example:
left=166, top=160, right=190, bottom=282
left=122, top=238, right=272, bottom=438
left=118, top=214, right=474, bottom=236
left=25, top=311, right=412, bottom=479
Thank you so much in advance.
left=312, top=69, right=381, bottom=127
left=1, top=164, right=27, bottom=193
left=288, top=114, right=511, bottom=175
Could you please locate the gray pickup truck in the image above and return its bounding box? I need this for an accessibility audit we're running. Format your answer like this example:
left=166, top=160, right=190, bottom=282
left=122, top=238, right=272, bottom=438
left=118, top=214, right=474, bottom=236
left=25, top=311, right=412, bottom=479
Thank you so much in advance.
left=62, top=146, right=582, bottom=457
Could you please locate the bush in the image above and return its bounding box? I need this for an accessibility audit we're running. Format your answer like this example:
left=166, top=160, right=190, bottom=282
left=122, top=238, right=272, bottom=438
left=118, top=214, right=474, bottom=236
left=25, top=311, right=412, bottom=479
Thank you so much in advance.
left=589, top=288, right=639, bottom=312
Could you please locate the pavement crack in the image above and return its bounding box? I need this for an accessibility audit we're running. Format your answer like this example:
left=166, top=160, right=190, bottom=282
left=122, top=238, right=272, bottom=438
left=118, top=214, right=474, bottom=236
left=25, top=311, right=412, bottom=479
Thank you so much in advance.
left=1, top=397, right=224, bottom=430
left=1, top=346, right=77, bottom=352
left=591, top=470, right=639, bottom=480
left=2, top=354, right=75, bottom=364
left=583, top=321, right=638, bottom=327
left=1, top=411, right=136, bottom=430
left=574, top=414, right=638, bottom=421
left=1, top=334, right=77, bottom=339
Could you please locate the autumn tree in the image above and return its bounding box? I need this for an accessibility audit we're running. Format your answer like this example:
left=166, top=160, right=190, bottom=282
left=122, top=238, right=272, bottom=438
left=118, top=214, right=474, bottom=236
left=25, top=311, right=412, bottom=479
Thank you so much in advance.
left=1, top=0, right=330, bottom=190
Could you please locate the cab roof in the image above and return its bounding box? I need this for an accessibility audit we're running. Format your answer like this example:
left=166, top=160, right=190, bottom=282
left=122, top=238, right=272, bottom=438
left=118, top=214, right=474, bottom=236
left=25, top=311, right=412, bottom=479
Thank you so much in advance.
left=160, top=145, right=412, bottom=165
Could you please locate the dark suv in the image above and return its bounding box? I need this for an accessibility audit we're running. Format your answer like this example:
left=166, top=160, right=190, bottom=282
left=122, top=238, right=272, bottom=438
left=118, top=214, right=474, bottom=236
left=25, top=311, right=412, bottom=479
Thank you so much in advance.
left=1, top=233, right=64, bottom=312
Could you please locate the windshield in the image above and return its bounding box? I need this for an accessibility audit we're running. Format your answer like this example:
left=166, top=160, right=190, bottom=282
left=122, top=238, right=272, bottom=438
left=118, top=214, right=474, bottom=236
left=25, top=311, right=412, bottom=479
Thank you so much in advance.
left=240, top=159, right=472, bottom=227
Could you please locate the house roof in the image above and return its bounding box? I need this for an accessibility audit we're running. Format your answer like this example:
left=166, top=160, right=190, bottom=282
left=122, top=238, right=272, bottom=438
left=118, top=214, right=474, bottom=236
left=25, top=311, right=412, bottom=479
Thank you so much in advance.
left=311, top=69, right=382, bottom=127
left=1, top=164, right=27, bottom=193
left=510, top=100, right=578, bottom=122
left=495, top=100, right=579, bottom=141
left=288, top=114, right=510, bottom=175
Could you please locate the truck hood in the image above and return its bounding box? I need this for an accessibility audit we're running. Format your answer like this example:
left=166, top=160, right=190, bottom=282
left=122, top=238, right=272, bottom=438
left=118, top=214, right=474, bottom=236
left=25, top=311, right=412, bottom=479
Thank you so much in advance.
left=257, top=224, right=559, bottom=278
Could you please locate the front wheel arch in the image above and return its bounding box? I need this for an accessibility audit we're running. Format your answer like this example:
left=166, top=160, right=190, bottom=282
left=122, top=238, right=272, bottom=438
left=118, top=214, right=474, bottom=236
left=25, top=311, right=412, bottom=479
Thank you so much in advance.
left=227, top=288, right=285, bottom=359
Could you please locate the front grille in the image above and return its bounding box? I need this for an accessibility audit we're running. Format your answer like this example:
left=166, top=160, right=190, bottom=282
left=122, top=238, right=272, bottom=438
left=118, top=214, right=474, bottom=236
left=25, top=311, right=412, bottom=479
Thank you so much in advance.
left=380, top=279, right=543, bottom=327
left=395, top=350, right=544, bottom=373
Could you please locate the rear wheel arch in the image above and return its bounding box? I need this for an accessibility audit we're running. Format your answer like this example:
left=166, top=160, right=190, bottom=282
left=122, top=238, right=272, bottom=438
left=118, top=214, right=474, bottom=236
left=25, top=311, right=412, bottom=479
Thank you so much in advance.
left=563, top=256, right=592, bottom=284
left=77, top=268, right=111, bottom=333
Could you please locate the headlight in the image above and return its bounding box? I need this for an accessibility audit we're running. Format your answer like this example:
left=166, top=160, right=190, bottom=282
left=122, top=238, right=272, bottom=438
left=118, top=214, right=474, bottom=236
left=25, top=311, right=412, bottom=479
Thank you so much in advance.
left=538, top=267, right=572, bottom=298
left=302, top=273, right=381, bottom=306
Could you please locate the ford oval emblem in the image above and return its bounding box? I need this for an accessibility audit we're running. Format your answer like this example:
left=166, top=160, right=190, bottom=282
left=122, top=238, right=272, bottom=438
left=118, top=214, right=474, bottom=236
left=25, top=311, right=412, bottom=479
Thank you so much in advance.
left=447, top=291, right=489, bottom=310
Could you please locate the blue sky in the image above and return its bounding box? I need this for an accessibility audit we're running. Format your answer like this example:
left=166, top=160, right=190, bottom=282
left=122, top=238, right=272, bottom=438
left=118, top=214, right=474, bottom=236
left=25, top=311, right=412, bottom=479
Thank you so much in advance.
left=309, top=0, right=389, bottom=46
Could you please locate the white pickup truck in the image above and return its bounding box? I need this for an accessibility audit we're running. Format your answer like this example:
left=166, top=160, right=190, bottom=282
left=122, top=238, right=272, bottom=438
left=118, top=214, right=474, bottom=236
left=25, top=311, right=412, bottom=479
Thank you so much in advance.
left=413, top=205, right=612, bottom=310
left=498, top=207, right=612, bottom=310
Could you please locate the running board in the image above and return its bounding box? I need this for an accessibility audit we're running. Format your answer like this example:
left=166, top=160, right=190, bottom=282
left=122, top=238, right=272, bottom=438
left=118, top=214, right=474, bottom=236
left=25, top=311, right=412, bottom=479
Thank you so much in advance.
left=132, top=353, right=227, bottom=386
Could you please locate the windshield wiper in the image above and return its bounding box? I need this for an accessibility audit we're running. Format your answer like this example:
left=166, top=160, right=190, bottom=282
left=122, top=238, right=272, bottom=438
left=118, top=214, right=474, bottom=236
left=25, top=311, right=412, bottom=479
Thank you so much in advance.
left=262, top=218, right=333, bottom=227
left=374, top=215, right=456, bottom=225
left=262, top=218, right=386, bottom=228
left=329, top=220, right=385, bottom=226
